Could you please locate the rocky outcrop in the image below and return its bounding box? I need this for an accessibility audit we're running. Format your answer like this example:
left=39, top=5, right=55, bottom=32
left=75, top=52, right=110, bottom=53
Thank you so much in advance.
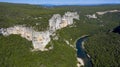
left=32, top=31, right=51, bottom=51
left=96, top=10, right=120, bottom=15
left=0, top=25, right=51, bottom=51
left=49, top=12, right=79, bottom=32
left=0, top=12, right=79, bottom=51
left=49, top=14, right=62, bottom=32
left=86, top=14, right=97, bottom=19
left=1, top=25, right=33, bottom=41
left=85, top=10, right=120, bottom=19
left=77, top=57, right=84, bottom=67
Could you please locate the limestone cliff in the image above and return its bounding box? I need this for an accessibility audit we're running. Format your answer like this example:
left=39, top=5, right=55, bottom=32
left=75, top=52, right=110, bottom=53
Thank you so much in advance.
left=0, top=12, right=79, bottom=51
left=49, top=12, right=79, bottom=32
left=96, top=10, right=120, bottom=15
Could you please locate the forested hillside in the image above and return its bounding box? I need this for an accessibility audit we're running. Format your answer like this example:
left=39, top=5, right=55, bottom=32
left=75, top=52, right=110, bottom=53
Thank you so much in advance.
left=0, top=2, right=120, bottom=67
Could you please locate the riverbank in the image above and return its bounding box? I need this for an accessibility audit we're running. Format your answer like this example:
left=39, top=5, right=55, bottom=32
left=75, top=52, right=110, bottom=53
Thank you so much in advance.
left=74, top=35, right=89, bottom=46
left=75, top=34, right=93, bottom=67
left=77, top=57, right=84, bottom=67
left=75, top=35, right=89, bottom=67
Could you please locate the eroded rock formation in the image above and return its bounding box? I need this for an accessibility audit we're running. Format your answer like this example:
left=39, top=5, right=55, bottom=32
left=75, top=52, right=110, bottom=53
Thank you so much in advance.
left=0, top=12, right=79, bottom=51
left=49, top=12, right=79, bottom=32
left=86, top=14, right=97, bottom=19
left=96, top=10, right=120, bottom=15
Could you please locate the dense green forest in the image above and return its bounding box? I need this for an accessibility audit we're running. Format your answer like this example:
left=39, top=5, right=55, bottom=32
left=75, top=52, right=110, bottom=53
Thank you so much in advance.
left=85, top=33, right=120, bottom=67
left=0, top=2, right=120, bottom=67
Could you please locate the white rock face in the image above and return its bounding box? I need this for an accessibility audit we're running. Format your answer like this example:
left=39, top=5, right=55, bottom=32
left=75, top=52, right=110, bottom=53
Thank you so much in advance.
left=96, top=11, right=107, bottom=15
left=49, top=14, right=62, bottom=32
left=49, top=12, right=79, bottom=32
left=0, top=25, right=51, bottom=51
left=77, top=57, right=84, bottom=67
left=96, top=10, right=120, bottom=15
left=86, top=14, right=97, bottom=19
left=65, top=40, right=69, bottom=45
left=1, top=25, right=33, bottom=40
left=0, top=12, right=79, bottom=51
left=32, top=31, right=51, bottom=51
left=53, top=35, right=59, bottom=40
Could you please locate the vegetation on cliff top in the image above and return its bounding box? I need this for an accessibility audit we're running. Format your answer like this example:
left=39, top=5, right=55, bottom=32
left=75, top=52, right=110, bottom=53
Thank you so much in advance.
left=0, top=2, right=120, bottom=67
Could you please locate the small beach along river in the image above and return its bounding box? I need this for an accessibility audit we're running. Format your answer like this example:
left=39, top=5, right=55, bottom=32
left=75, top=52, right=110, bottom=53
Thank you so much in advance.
left=76, top=36, right=92, bottom=67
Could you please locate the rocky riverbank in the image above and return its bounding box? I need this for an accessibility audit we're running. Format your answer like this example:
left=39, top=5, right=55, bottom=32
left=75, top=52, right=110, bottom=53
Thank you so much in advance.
left=76, top=35, right=92, bottom=67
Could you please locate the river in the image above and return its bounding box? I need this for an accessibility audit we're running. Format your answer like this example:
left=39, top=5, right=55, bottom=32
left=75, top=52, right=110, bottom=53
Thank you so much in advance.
left=76, top=36, right=93, bottom=67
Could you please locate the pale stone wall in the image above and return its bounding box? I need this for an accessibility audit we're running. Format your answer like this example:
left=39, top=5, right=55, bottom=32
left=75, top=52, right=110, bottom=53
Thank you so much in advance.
left=0, top=26, right=50, bottom=51
left=86, top=14, right=97, bottom=19
left=77, top=57, right=84, bottom=67
left=32, top=31, right=51, bottom=51
left=49, top=12, right=79, bottom=32
left=0, top=12, right=79, bottom=51
left=96, top=10, right=120, bottom=15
